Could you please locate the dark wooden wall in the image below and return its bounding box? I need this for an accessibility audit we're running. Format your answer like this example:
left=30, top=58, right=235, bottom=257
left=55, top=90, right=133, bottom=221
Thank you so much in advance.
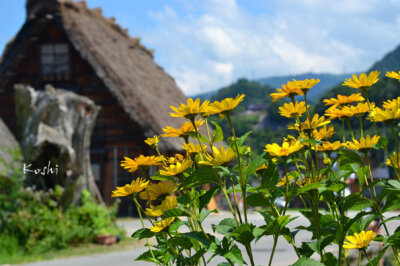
left=0, top=21, right=148, bottom=207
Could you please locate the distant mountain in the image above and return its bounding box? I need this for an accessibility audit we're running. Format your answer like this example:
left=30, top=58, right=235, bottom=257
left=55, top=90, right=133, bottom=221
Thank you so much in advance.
left=257, top=72, right=355, bottom=102
left=314, top=43, right=400, bottom=114
left=211, top=78, right=274, bottom=110
left=190, top=90, right=217, bottom=101
left=369, top=44, right=400, bottom=73
left=191, top=73, right=353, bottom=102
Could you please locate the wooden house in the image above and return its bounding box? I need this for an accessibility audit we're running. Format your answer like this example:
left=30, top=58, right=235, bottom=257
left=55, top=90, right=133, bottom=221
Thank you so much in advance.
left=0, top=0, right=187, bottom=214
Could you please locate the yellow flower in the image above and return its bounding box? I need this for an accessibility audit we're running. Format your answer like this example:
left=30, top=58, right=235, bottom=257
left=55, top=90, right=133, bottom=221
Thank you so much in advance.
left=167, top=154, right=185, bottom=164
left=344, top=135, right=380, bottom=153
left=139, top=181, right=176, bottom=201
left=207, top=94, right=245, bottom=118
left=316, top=141, right=342, bottom=152
left=145, top=196, right=177, bottom=217
left=111, top=178, right=149, bottom=198
left=325, top=107, right=352, bottom=120
left=160, top=158, right=193, bottom=176
left=386, top=152, right=400, bottom=169
left=342, top=71, right=380, bottom=91
left=341, top=102, right=372, bottom=118
left=368, top=105, right=400, bottom=124
left=121, top=155, right=162, bottom=173
left=288, top=78, right=320, bottom=94
left=323, top=93, right=365, bottom=108
left=343, top=231, right=376, bottom=249
left=144, top=135, right=160, bottom=148
left=182, top=142, right=207, bottom=154
left=162, top=119, right=204, bottom=138
left=386, top=71, right=400, bottom=81
left=264, top=140, right=303, bottom=157
left=312, top=125, right=335, bottom=140
left=255, top=164, right=267, bottom=172
left=199, top=146, right=235, bottom=166
left=150, top=217, right=175, bottom=233
left=277, top=175, right=292, bottom=187
left=270, top=83, right=303, bottom=102
left=279, top=101, right=308, bottom=118
left=170, top=98, right=210, bottom=119
left=288, top=114, right=330, bottom=132
left=383, top=96, right=400, bottom=109
left=296, top=174, right=326, bottom=187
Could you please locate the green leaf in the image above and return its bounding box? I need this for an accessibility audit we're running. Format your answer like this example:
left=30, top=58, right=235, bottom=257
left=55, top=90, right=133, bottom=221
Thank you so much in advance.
left=200, top=209, right=218, bottom=222
left=339, top=149, right=363, bottom=165
left=387, top=179, right=400, bottom=190
left=211, top=121, right=224, bottom=143
left=342, top=194, right=371, bottom=212
left=292, top=257, right=324, bottom=266
left=199, top=186, right=220, bottom=211
left=231, top=223, right=256, bottom=245
left=185, top=131, right=210, bottom=143
left=224, top=244, right=244, bottom=266
left=296, top=182, right=322, bottom=195
left=357, top=166, right=369, bottom=188
left=169, top=220, right=187, bottom=232
left=237, top=131, right=253, bottom=146
left=387, top=231, right=400, bottom=248
left=375, top=136, right=388, bottom=149
left=182, top=231, right=212, bottom=246
left=305, top=235, right=334, bottom=255
left=168, top=236, right=193, bottom=249
left=131, top=228, right=155, bottom=239
left=366, top=246, right=389, bottom=266
left=182, top=166, right=220, bottom=188
left=135, top=250, right=162, bottom=263
left=163, top=207, right=190, bottom=218
left=245, top=155, right=266, bottom=178
left=212, top=218, right=237, bottom=237
left=344, top=211, right=372, bottom=233
left=246, top=193, right=269, bottom=207
left=150, top=170, right=175, bottom=181
left=322, top=252, right=338, bottom=266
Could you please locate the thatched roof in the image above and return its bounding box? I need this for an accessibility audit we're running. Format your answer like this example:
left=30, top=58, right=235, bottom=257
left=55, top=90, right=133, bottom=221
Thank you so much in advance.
left=0, top=118, right=19, bottom=172
left=1, top=0, right=189, bottom=151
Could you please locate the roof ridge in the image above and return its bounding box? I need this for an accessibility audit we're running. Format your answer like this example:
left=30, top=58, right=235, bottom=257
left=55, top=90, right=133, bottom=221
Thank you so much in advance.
left=62, top=0, right=154, bottom=57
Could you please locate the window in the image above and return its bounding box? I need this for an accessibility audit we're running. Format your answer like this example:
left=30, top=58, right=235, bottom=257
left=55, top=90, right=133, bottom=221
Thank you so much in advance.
left=41, top=44, right=70, bottom=76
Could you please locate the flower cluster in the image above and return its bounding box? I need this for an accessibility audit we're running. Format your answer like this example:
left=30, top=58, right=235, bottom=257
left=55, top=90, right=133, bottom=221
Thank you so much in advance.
left=111, top=71, right=400, bottom=266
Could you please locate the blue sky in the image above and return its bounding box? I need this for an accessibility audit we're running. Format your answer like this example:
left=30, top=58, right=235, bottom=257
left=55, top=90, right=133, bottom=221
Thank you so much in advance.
left=1, top=0, right=400, bottom=96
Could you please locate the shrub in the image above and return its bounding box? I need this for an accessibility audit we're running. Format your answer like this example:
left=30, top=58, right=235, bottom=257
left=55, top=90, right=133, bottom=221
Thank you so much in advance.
left=0, top=149, right=123, bottom=256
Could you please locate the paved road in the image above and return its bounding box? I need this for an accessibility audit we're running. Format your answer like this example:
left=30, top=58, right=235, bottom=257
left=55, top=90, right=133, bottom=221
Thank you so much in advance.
left=23, top=211, right=399, bottom=266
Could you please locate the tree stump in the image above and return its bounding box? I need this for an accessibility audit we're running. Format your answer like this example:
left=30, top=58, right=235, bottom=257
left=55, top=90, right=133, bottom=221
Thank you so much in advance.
left=15, top=84, right=103, bottom=207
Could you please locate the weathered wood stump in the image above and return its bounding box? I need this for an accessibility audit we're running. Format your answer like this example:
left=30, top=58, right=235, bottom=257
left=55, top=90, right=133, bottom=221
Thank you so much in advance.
left=15, top=84, right=103, bottom=207
left=0, top=118, right=20, bottom=173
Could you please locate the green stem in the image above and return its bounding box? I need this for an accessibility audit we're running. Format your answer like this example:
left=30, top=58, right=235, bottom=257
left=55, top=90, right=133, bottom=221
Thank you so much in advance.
left=358, top=116, right=364, bottom=138
left=390, top=124, right=400, bottom=159
left=342, top=119, right=346, bottom=142
left=304, top=92, right=311, bottom=120
left=205, top=117, right=214, bottom=147
left=362, top=248, right=371, bottom=262
left=358, top=250, right=362, bottom=266
left=226, top=113, right=247, bottom=223
left=190, top=118, right=206, bottom=160
left=345, top=118, right=355, bottom=139
left=268, top=233, right=279, bottom=266
left=364, top=152, right=377, bottom=199
left=133, top=197, right=158, bottom=265
left=245, top=244, right=255, bottom=266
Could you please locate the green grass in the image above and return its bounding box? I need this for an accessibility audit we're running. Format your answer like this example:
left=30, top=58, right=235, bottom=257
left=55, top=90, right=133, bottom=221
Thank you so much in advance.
left=0, top=238, right=146, bottom=264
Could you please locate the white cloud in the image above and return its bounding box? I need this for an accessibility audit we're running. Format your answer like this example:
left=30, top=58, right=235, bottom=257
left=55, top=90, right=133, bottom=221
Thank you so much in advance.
left=139, top=0, right=400, bottom=95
